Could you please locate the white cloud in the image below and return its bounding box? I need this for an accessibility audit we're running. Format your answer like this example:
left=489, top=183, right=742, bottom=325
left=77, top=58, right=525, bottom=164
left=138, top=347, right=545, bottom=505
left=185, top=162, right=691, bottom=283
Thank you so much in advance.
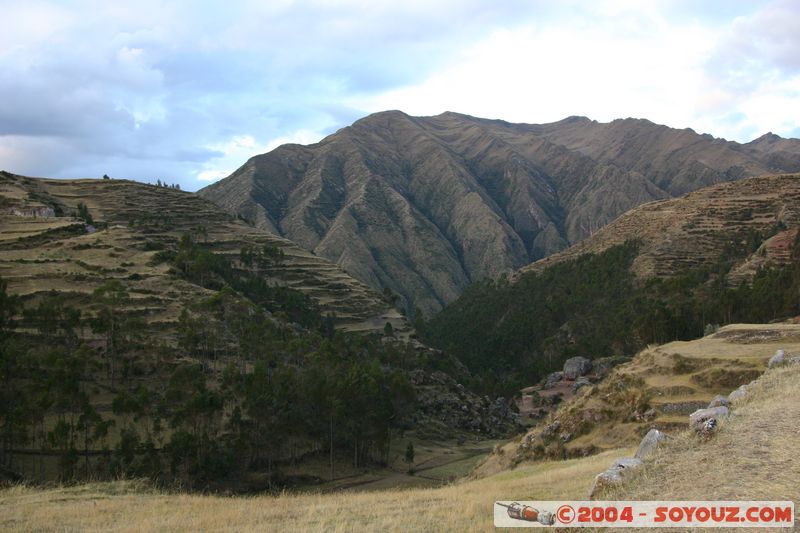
left=2, top=0, right=798, bottom=190
left=264, top=129, right=324, bottom=152
left=353, top=0, right=800, bottom=142
left=193, top=129, right=324, bottom=185
left=196, top=169, right=229, bottom=182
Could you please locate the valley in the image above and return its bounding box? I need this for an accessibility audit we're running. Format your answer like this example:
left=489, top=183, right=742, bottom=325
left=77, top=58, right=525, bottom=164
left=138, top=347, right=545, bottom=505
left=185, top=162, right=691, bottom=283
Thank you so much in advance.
left=4, top=323, right=798, bottom=531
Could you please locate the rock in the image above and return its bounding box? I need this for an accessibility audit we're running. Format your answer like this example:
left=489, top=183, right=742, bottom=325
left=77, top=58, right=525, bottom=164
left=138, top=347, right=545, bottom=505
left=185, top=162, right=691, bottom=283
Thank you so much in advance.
left=589, top=468, right=623, bottom=499
left=541, top=421, right=561, bottom=439
left=768, top=349, right=786, bottom=368
left=728, top=386, right=747, bottom=402
left=592, top=355, right=632, bottom=378
left=563, top=356, right=592, bottom=380
left=559, top=432, right=573, bottom=442
left=612, top=457, right=643, bottom=469
left=572, top=376, right=591, bottom=393
left=643, top=408, right=657, bottom=420
left=588, top=457, right=643, bottom=499
left=790, top=356, right=800, bottom=365
left=707, top=395, right=730, bottom=409
left=635, top=429, right=668, bottom=460
left=698, top=417, right=718, bottom=439
left=689, top=406, right=729, bottom=431
left=543, top=371, right=563, bottom=389
left=657, top=400, right=708, bottom=415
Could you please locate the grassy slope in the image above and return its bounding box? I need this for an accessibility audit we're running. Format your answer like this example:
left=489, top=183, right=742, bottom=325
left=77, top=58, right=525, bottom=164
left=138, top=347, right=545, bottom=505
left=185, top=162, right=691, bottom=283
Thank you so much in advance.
left=611, top=363, right=800, bottom=531
left=476, top=322, right=800, bottom=475
left=0, top=448, right=628, bottom=532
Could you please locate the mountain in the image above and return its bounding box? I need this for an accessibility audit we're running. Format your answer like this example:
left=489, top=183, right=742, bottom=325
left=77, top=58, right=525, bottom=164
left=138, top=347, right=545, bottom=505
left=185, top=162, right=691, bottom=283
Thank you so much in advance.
left=199, top=111, right=800, bottom=315
left=422, top=173, right=800, bottom=393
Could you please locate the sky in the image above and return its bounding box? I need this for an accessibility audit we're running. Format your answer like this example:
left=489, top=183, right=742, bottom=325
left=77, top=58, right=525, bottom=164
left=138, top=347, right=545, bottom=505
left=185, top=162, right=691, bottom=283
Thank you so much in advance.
left=1, top=0, right=799, bottom=191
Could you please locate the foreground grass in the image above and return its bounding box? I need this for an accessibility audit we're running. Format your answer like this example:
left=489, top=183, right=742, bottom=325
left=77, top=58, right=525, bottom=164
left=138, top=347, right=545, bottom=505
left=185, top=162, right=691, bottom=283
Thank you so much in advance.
left=616, top=363, right=800, bottom=503
left=610, top=363, right=800, bottom=531
left=0, top=448, right=625, bottom=532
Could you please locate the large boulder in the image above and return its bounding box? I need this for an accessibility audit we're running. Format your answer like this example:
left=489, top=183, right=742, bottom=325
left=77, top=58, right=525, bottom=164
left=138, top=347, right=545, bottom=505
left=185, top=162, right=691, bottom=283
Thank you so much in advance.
left=728, top=385, right=748, bottom=402
left=588, top=457, right=643, bottom=499
left=707, top=395, right=730, bottom=409
left=768, top=349, right=786, bottom=368
left=563, top=356, right=592, bottom=380
left=634, top=429, right=668, bottom=460
left=689, top=406, right=729, bottom=431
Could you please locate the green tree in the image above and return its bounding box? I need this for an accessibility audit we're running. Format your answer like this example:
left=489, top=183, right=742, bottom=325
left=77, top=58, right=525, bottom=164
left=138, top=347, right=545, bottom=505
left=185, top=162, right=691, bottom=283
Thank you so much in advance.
left=91, top=281, right=130, bottom=390
left=76, top=202, right=94, bottom=225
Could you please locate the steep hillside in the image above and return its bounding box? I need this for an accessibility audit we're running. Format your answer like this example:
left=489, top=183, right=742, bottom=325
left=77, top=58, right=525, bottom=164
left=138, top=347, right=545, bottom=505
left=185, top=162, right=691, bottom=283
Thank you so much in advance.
left=0, top=171, right=406, bottom=335
left=200, top=111, right=800, bottom=314
left=423, top=174, right=800, bottom=393
left=520, top=173, right=800, bottom=279
left=611, top=362, right=800, bottom=511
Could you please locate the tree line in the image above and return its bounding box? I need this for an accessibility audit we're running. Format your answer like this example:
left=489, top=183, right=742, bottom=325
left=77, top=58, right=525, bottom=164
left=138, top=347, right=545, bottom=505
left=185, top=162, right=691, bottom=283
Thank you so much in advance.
left=421, top=228, right=800, bottom=396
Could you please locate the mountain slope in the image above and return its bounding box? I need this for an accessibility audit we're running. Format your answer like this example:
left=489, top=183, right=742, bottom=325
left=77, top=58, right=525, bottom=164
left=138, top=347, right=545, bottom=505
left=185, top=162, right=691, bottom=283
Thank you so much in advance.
left=200, top=111, right=800, bottom=314
left=520, top=173, right=800, bottom=279
left=422, top=174, right=800, bottom=393
left=0, top=171, right=407, bottom=334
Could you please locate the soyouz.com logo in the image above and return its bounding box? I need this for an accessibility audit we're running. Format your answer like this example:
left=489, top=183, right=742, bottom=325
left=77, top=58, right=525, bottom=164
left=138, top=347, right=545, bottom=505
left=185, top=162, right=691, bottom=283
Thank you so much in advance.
left=493, top=501, right=795, bottom=528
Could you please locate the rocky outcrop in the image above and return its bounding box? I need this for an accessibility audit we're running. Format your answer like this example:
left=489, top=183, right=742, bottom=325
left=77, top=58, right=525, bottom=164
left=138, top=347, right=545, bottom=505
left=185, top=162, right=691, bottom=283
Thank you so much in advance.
left=411, top=370, right=522, bottom=437
left=768, top=349, right=786, bottom=368
left=563, top=356, right=592, bottom=380
left=200, top=112, right=800, bottom=314
left=707, top=395, right=731, bottom=409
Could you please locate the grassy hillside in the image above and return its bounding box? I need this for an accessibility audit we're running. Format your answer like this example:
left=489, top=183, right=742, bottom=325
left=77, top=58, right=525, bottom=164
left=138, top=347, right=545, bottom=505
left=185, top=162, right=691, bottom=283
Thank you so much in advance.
left=0, top=171, right=407, bottom=335
left=476, top=322, right=800, bottom=473
left=3, top=323, right=797, bottom=531
left=609, top=363, right=800, bottom=530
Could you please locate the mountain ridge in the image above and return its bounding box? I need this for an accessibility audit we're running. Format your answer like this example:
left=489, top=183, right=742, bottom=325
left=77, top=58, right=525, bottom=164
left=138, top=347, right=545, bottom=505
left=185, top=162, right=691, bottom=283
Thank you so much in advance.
left=200, top=111, right=800, bottom=314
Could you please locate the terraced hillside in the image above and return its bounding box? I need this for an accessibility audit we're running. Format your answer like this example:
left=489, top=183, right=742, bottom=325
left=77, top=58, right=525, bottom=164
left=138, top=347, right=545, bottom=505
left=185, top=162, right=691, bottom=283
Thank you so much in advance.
left=520, top=173, right=800, bottom=280
left=477, top=322, right=800, bottom=475
left=0, top=171, right=407, bottom=335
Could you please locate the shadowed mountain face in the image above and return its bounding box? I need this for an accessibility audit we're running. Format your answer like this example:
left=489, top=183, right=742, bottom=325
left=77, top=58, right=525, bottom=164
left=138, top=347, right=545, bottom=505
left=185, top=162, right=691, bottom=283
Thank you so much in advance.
left=199, top=111, right=800, bottom=315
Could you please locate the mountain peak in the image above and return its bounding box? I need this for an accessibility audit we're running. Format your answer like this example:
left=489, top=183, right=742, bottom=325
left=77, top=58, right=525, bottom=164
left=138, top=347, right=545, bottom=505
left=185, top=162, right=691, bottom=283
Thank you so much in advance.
left=200, top=111, right=800, bottom=315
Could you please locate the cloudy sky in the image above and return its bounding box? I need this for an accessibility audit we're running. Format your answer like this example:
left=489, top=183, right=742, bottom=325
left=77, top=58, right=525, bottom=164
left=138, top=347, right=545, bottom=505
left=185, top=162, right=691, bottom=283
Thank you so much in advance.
left=1, top=0, right=799, bottom=191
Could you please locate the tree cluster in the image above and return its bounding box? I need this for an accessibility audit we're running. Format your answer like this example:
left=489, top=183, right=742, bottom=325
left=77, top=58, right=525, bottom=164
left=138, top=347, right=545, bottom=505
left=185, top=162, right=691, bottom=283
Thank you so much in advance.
left=423, top=229, right=800, bottom=396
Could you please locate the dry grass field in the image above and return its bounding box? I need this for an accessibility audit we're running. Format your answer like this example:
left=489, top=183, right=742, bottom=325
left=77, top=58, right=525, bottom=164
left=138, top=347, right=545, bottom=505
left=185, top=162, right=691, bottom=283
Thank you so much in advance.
left=0, top=448, right=628, bottom=532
